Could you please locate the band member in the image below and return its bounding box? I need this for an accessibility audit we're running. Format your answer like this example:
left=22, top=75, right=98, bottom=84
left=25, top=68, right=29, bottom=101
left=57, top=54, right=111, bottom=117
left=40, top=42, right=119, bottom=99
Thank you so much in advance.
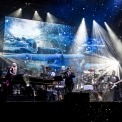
left=108, top=70, right=120, bottom=101
left=64, top=67, right=75, bottom=94
left=5, top=63, right=17, bottom=95
left=47, top=69, right=58, bottom=101
left=60, top=66, right=66, bottom=86
left=40, top=65, right=48, bottom=79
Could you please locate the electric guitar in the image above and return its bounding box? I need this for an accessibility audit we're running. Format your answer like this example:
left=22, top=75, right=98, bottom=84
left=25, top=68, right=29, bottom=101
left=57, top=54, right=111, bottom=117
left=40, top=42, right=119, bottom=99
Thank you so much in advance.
left=110, top=80, right=122, bottom=89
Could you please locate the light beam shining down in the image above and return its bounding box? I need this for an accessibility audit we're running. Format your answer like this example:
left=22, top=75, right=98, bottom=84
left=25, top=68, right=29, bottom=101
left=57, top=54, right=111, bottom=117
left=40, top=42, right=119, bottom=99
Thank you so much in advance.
left=75, top=18, right=88, bottom=45
left=92, top=20, right=116, bottom=58
left=104, top=22, right=122, bottom=61
left=10, top=8, right=22, bottom=18
left=71, top=18, right=88, bottom=53
left=32, top=10, right=43, bottom=21
left=92, top=20, right=121, bottom=78
left=46, top=12, right=60, bottom=23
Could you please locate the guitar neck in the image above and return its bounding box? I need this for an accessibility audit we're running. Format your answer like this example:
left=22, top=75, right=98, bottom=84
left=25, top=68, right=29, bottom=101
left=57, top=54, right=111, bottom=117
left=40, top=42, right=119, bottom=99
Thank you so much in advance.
left=114, top=80, right=122, bottom=85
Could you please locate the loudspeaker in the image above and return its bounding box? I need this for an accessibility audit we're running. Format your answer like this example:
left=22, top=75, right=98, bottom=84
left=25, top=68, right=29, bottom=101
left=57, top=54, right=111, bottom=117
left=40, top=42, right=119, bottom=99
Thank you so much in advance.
left=64, top=92, right=90, bottom=102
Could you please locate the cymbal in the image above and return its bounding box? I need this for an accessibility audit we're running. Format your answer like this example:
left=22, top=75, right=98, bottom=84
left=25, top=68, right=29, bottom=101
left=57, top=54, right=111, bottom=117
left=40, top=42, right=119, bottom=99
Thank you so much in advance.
left=83, top=70, right=90, bottom=74
left=99, top=69, right=106, bottom=71
left=46, top=67, right=51, bottom=70
left=95, top=71, right=100, bottom=75
left=88, top=69, right=95, bottom=72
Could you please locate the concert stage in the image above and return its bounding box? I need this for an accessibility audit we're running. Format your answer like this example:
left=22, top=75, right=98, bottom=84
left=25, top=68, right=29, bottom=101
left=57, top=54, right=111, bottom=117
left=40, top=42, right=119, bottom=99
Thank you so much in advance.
left=0, top=0, right=121, bottom=104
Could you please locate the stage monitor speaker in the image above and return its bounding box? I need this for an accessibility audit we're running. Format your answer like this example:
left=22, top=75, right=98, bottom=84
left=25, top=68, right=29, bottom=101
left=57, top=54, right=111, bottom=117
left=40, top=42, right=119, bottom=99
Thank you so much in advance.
left=64, top=92, right=90, bottom=102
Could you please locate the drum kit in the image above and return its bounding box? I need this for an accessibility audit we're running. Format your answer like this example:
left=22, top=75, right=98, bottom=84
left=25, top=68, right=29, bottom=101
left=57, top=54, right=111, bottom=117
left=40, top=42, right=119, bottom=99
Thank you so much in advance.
left=75, top=68, right=114, bottom=102
left=76, top=68, right=107, bottom=93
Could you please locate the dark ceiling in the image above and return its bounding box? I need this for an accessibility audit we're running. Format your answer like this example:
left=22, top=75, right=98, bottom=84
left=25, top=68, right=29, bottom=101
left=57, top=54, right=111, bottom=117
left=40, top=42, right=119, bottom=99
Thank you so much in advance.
left=0, top=0, right=122, bottom=39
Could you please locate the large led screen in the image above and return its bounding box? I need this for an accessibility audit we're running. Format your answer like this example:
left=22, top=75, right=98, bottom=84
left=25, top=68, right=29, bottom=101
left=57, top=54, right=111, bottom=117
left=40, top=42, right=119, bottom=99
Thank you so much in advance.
left=3, top=16, right=111, bottom=77
left=3, top=16, right=77, bottom=75
left=2, top=16, right=120, bottom=102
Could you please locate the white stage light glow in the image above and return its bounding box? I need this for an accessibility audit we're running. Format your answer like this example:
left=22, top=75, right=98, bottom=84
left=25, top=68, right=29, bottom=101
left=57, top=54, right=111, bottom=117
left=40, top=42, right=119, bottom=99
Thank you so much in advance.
left=10, top=8, right=22, bottom=18
left=92, top=20, right=121, bottom=78
left=72, top=18, right=88, bottom=54
left=32, top=10, right=43, bottom=21
left=46, top=12, right=61, bottom=23
left=104, top=22, right=122, bottom=61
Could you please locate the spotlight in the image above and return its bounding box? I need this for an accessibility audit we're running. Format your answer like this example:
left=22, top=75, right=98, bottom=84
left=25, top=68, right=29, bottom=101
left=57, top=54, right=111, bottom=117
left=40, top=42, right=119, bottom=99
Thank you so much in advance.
left=46, top=12, right=60, bottom=23
left=9, top=8, right=22, bottom=17
left=71, top=18, right=88, bottom=53
left=32, top=10, right=43, bottom=21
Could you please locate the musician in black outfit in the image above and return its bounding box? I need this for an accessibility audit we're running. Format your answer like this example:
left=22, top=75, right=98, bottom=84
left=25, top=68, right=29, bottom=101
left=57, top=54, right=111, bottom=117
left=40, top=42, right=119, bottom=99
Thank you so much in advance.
left=64, top=67, right=75, bottom=94
left=5, top=63, right=17, bottom=95
left=109, top=70, right=120, bottom=101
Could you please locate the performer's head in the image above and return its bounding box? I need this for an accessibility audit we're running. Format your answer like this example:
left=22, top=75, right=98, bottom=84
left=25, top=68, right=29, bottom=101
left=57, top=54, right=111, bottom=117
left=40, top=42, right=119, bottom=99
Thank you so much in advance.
left=61, top=66, right=66, bottom=71
left=12, top=62, right=17, bottom=67
left=51, top=72, right=56, bottom=77
left=66, top=66, right=72, bottom=72
left=12, top=62, right=17, bottom=75
left=112, top=70, right=116, bottom=75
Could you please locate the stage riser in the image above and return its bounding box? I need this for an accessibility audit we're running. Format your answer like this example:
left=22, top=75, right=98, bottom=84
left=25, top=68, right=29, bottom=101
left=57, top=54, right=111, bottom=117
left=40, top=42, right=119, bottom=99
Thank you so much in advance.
left=7, top=96, right=34, bottom=101
left=64, top=92, right=90, bottom=102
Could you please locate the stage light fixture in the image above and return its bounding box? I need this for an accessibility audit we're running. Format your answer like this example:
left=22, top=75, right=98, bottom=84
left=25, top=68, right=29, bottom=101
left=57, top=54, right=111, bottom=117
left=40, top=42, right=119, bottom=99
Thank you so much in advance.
left=46, top=12, right=59, bottom=23
left=9, top=8, right=22, bottom=18
left=32, top=10, right=43, bottom=21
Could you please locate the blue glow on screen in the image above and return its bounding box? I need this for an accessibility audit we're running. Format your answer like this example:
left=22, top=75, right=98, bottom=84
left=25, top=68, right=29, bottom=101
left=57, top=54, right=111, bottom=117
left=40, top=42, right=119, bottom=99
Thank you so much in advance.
left=3, top=16, right=75, bottom=71
left=3, top=16, right=107, bottom=74
left=4, top=16, right=74, bottom=54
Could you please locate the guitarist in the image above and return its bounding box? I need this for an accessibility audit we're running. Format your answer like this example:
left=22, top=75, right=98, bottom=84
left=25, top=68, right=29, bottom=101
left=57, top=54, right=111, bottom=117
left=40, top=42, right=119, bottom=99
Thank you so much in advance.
left=108, top=70, right=120, bottom=101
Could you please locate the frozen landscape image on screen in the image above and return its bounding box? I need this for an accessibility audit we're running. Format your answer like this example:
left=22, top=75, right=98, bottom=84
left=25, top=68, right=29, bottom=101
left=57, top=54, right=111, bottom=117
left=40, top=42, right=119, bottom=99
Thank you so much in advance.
left=3, top=16, right=110, bottom=77
left=3, top=16, right=77, bottom=74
